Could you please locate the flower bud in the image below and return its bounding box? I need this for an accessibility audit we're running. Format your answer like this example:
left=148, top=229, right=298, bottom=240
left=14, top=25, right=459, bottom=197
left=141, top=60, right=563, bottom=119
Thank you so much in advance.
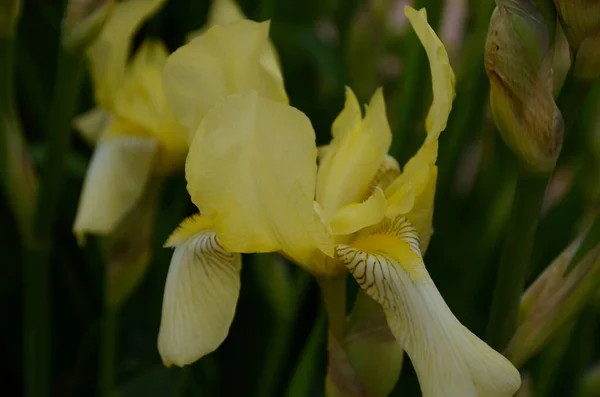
left=553, top=0, right=600, bottom=80
left=62, top=0, right=114, bottom=52
left=505, top=240, right=600, bottom=367
left=326, top=292, right=404, bottom=397
left=0, top=0, right=21, bottom=36
left=485, top=0, right=564, bottom=172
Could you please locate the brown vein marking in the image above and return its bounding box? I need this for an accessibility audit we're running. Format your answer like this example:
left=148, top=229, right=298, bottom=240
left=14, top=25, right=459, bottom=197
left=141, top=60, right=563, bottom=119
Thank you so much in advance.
left=336, top=216, right=422, bottom=309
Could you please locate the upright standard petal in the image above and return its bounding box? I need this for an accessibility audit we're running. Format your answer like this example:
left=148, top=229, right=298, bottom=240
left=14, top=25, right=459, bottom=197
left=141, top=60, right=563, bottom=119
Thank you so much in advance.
left=336, top=217, right=521, bottom=397
left=163, top=20, right=288, bottom=133
left=207, top=0, right=244, bottom=27
left=158, top=214, right=241, bottom=367
left=186, top=91, right=333, bottom=270
left=385, top=141, right=438, bottom=252
left=316, top=88, right=392, bottom=219
left=112, top=40, right=188, bottom=173
left=87, top=0, right=165, bottom=108
left=73, top=135, right=157, bottom=244
left=405, top=6, right=455, bottom=142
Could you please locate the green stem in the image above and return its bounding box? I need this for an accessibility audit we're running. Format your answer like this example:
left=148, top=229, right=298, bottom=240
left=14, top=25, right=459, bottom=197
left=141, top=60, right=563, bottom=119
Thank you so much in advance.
left=253, top=255, right=312, bottom=397
left=556, top=71, right=595, bottom=133
left=486, top=168, right=550, bottom=350
left=534, top=320, right=576, bottom=397
left=317, top=276, right=347, bottom=341
left=99, top=305, right=118, bottom=397
left=0, top=38, right=37, bottom=240
left=22, top=48, right=85, bottom=397
left=284, top=308, right=327, bottom=397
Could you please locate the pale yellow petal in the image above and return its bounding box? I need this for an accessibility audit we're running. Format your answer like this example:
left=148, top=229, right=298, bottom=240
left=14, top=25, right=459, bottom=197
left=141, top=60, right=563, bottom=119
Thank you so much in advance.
left=316, top=88, right=392, bottom=219
left=186, top=91, right=333, bottom=268
left=158, top=218, right=241, bottom=366
left=331, top=86, right=362, bottom=140
left=111, top=40, right=188, bottom=173
left=163, top=20, right=288, bottom=134
left=165, top=213, right=216, bottom=247
left=330, top=187, right=387, bottom=235
left=73, top=107, right=110, bottom=146
left=129, top=39, right=169, bottom=72
left=73, top=135, right=157, bottom=244
left=385, top=182, right=415, bottom=216
left=385, top=141, right=438, bottom=252
left=207, top=0, right=245, bottom=27
left=87, top=0, right=165, bottom=108
left=405, top=6, right=455, bottom=142
left=337, top=217, right=521, bottom=397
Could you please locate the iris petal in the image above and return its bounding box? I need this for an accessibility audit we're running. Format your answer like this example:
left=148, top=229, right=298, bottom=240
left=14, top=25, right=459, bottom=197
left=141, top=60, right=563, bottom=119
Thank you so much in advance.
left=158, top=215, right=241, bottom=367
left=337, top=217, right=521, bottom=397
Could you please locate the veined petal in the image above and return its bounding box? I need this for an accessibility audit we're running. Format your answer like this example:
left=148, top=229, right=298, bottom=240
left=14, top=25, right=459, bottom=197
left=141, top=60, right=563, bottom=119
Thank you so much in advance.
left=158, top=214, right=241, bottom=367
left=73, top=107, right=110, bottom=146
left=163, top=20, right=288, bottom=134
left=87, top=0, right=165, bottom=108
left=186, top=91, right=333, bottom=269
left=73, top=135, right=157, bottom=244
left=336, top=217, right=521, bottom=397
left=330, top=187, right=387, bottom=236
left=316, top=88, right=392, bottom=219
left=405, top=6, right=455, bottom=142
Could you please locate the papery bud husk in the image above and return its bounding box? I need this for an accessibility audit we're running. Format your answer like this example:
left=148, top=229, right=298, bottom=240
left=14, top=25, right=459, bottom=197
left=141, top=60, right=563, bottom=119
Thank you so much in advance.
left=62, top=0, right=114, bottom=52
left=485, top=1, right=564, bottom=172
left=0, top=0, right=21, bottom=36
left=505, top=241, right=600, bottom=367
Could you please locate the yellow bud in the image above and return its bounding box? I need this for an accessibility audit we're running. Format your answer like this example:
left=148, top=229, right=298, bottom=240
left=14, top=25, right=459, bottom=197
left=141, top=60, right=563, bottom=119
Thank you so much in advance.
left=485, top=1, right=564, bottom=172
left=62, top=0, right=115, bottom=52
left=0, top=0, right=21, bottom=36
left=554, top=0, right=600, bottom=80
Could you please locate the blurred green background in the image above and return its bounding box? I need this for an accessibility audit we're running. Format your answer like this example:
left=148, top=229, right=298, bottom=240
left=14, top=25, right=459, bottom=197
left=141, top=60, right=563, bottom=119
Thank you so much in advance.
left=2, top=0, right=600, bottom=396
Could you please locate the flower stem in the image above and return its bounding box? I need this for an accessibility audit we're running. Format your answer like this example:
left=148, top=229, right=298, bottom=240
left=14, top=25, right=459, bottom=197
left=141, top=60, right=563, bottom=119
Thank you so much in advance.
left=317, top=276, right=347, bottom=341
left=284, top=308, right=327, bottom=397
left=486, top=168, right=550, bottom=350
left=22, top=47, right=85, bottom=397
left=99, top=305, right=118, bottom=397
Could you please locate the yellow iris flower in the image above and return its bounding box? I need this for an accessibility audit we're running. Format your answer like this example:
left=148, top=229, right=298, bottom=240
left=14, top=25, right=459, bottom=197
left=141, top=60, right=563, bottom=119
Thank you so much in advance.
left=73, top=0, right=187, bottom=242
left=157, top=5, right=521, bottom=396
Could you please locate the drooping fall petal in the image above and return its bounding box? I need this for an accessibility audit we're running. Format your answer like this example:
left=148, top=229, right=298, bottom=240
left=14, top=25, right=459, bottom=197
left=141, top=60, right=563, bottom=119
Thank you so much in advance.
left=158, top=214, right=241, bottom=367
left=316, top=87, right=392, bottom=219
left=336, top=217, right=521, bottom=397
left=73, top=135, right=157, bottom=244
left=185, top=91, right=333, bottom=270
left=87, top=0, right=165, bottom=109
left=163, top=20, right=288, bottom=134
